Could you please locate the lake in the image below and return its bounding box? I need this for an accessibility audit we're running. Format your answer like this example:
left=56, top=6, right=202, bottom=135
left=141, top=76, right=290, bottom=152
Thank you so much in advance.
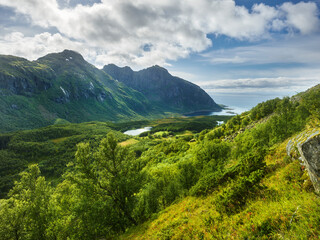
left=124, top=127, right=152, bottom=136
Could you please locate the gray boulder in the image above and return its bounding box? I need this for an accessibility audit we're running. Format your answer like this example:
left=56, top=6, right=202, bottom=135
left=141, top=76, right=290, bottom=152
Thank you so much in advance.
left=287, top=129, right=320, bottom=193
left=298, top=134, right=320, bottom=193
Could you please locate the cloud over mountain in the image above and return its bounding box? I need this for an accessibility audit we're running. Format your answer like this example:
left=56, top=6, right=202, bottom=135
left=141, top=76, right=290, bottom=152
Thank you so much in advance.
left=0, top=0, right=319, bottom=68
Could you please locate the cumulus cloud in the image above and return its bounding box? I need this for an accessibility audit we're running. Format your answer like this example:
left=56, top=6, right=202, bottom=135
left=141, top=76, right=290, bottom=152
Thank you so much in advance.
left=0, top=0, right=319, bottom=67
left=0, top=32, right=84, bottom=59
left=280, top=2, right=320, bottom=34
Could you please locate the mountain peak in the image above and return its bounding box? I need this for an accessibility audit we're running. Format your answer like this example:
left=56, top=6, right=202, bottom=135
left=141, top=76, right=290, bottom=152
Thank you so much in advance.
left=37, top=49, right=85, bottom=64
left=147, top=65, right=169, bottom=73
left=103, top=64, right=133, bottom=72
left=61, top=49, right=84, bottom=60
left=103, top=64, right=221, bottom=113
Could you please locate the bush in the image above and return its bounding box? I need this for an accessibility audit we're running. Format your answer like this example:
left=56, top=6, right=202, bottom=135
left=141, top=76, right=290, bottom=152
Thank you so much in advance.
left=216, top=170, right=265, bottom=215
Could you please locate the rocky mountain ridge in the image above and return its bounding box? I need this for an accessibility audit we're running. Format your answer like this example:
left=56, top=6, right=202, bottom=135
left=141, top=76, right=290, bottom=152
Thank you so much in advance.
left=103, top=64, right=221, bottom=113
left=0, top=50, right=220, bottom=132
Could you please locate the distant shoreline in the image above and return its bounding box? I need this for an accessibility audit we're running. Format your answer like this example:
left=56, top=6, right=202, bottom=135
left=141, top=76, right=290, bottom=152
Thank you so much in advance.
left=184, top=106, right=248, bottom=117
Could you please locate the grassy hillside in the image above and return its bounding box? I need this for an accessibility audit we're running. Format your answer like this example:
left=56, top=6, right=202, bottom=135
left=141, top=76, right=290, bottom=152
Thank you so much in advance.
left=118, top=90, right=319, bottom=239
left=121, top=139, right=319, bottom=239
left=0, top=85, right=320, bottom=239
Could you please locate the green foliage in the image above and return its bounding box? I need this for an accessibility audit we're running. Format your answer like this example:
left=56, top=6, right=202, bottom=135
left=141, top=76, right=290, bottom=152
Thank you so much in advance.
left=0, top=150, right=26, bottom=198
left=189, top=170, right=224, bottom=196
left=250, top=98, right=281, bottom=121
left=216, top=169, right=265, bottom=215
left=177, top=158, right=199, bottom=191
left=135, top=163, right=183, bottom=222
left=0, top=122, right=128, bottom=198
left=195, top=139, right=230, bottom=168
left=0, top=164, right=51, bottom=240
left=215, top=152, right=266, bottom=215
left=150, top=116, right=230, bottom=133
left=1, top=87, right=320, bottom=239
left=53, top=118, right=70, bottom=125
left=69, top=133, right=143, bottom=229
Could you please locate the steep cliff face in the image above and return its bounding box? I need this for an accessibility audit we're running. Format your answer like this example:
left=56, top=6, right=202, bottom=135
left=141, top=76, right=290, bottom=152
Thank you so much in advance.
left=103, top=64, right=221, bottom=113
left=36, top=50, right=115, bottom=104
left=0, top=55, right=54, bottom=95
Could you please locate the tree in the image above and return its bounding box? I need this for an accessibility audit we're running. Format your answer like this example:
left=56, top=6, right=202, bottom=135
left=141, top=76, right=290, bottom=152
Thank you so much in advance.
left=72, top=133, right=143, bottom=231
left=276, top=97, right=294, bottom=137
left=0, top=164, right=51, bottom=240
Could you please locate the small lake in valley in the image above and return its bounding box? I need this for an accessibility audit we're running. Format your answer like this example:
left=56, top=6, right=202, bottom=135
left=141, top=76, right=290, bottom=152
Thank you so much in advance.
left=124, top=127, right=152, bottom=136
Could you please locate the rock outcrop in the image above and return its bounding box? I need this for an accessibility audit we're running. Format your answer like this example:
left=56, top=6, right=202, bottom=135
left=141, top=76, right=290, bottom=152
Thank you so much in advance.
left=298, top=134, right=320, bottom=193
left=287, top=129, right=320, bottom=193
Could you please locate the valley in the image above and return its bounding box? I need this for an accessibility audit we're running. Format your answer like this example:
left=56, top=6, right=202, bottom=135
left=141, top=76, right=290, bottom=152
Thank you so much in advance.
left=1, top=82, right=320, bottom=239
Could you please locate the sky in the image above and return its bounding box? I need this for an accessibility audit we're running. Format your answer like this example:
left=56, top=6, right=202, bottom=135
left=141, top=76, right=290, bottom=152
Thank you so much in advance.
left=0, top=0, right=320, bottom=109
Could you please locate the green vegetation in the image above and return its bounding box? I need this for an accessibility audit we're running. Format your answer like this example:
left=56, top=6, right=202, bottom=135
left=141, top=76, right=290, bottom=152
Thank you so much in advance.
left=0, top=122, right=128, bottom=198
left=1, top=85, right=320, bottom=239
left=0, top=51, right=153, bottom=133
left=0, top=115, right=226, bottom=199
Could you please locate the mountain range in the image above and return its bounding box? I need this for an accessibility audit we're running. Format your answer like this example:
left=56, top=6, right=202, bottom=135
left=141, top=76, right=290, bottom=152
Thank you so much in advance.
left=103, top=64, right=219, bottom=113
left=0, top=50, right=220, bottom=132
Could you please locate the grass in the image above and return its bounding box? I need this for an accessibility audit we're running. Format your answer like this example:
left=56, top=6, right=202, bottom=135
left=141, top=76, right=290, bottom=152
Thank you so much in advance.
left=119, top=135, right=320, bottom=239
left=51, top=137, right=69, bottom=144
left=119, top=139, right=139, bottom=146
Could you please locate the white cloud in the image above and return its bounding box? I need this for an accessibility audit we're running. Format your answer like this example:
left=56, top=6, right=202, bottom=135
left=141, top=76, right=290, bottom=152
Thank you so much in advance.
left=201, top=76, right=320, bottom=90
left=200, top=76, right=320, bottom=108
left=202, top=35, right=320, bottom=66
left=280, top=2, right=320, bottom=34
left=0, top=32, right=84, bottom=59
left=0, top=0, right=319, bottom=68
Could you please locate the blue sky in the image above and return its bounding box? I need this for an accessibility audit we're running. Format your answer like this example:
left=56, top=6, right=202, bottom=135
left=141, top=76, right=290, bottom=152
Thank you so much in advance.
left=0, top=0, right=319, bottom=108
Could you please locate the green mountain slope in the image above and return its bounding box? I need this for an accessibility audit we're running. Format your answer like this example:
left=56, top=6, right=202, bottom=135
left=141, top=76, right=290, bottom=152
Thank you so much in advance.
left=0, top=50, right=221, bottom=132
left=103, top=64, right=221, bottom=113
left=0, top=50, right=153, bottom=132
